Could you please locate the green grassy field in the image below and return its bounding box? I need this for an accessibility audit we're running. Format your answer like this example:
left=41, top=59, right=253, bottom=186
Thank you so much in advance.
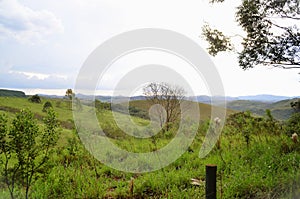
left=0, top=96, right=299, bottom=198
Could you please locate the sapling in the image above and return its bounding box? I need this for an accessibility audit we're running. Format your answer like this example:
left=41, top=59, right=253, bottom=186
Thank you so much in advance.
left=0, top=109, right=60, bottom=199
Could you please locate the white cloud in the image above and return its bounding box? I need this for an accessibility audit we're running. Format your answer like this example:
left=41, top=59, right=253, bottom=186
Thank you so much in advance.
left=0, top=69, right=71, bottom=89
left=0, top=0, right=298, bottom=96
left=8, top=70, right=49, bottom=80
left=0, top=0, right=64, bottom=43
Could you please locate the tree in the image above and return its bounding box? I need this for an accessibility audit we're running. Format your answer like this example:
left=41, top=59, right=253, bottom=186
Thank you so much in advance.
left=202, top=0, right=300, bottom=70
left=65, top=89, right=74, bottom=110
left=0, top=109, right=60, bottom=199
left=28, top=94, right=41, bottom=103
left=143, top=82, right=185, bottom=131
left=65, top=89, right=74, bottom=100
left=291, top=99, right=300, bottom=112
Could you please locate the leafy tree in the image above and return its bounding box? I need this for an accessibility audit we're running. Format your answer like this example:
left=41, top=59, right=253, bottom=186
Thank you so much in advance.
left=291, top=99, right=300, bottom=112
left=42, top=101, right=53, bottom=112
left=28, top=94, right=41, bottom=103
left=202, top=0, right=300, bottom=69
left=0, top=113, right=13, bottom=198
left=65, top=89, right=75, bottom=110
left=0, top=109, right=60, bottom=199
left=143, top=82, right=185, bottom=131
left=65, top=88, right=74, bottom=100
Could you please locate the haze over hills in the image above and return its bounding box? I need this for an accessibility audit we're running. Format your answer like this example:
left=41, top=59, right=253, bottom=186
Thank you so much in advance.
left=38, top=93, right=300, bottom=121
left=38, top=93, right=299, bottom=103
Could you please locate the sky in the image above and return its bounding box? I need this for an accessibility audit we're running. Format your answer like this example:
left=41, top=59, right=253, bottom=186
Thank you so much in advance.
left=0, top=0, right=299, bottom=97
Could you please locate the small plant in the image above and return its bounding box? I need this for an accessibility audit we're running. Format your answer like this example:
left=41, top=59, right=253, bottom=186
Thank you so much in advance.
left=43, top=101, right=53, bottom=112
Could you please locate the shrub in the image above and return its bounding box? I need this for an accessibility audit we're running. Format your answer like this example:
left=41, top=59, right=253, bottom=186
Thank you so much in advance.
left=28, top=94, right=41, bottom=103
left=43, top=101, right=53, bottom=112
left=0, top=109, right=60, bottom=199
left=285, top=113, right=300, bottom=136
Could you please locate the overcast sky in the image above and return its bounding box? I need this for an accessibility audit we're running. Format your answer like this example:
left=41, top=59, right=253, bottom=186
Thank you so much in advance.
left=0, top=0, right=299, bottom=96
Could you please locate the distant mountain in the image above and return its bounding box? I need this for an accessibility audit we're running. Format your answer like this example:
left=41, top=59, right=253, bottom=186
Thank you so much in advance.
left=36, top=92, right=298, bottom=120
left=38, top=94, right=64, bottom=99
left=0, top=89, right=26, bottom=97
left=236, top=94, right=294, bottom=102
left=192, top=94, right=297, bottom=104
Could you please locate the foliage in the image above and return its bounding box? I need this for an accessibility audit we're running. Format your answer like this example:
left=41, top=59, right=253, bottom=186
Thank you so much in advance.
left=285, top=112, right=300, bottom=135
left=291, top=99, right=300, bottom=113
left=202, top=0, right=300, bottom=69
left=0, top=109, right=60, bottom=199
left=65, top=89, right=75, bottom=110
left=95, top=99, right=111, bottom=111
left=28, top=94, right=41, bottom=103
left=0, top=89, right=26, bottom=97
left=226, top=110, right=282, bottom=147
left=202, top=23, right=233, bottom=56
left=0, top=96, right=300, bottom=198
left=65, top=89, right=74, bottom=100
left=42, top=101, right=53, bottom=112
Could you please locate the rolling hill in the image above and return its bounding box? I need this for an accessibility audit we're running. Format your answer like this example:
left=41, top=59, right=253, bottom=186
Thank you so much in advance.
left=226, top=98, right=299, bottom=120
left=128, top=100, right=236, bottom=121
left=0, top=89, right=26, bottom=97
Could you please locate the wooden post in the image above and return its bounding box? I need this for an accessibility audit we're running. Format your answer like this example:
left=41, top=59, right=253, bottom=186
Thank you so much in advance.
left=206, top=164, right=217, bottom=199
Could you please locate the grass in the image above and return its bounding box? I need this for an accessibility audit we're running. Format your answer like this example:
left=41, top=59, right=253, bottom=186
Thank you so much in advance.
left=0, top=96, right=299, bottom=198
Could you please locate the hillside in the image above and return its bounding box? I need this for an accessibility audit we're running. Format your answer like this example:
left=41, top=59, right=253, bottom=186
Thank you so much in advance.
left=0, top=96, right=299, bottom=198
left=227, top=98, right=299, bottom=120
left=128, top=100, right=236, bottom=121
left=0, top=89, right=26, bottom=97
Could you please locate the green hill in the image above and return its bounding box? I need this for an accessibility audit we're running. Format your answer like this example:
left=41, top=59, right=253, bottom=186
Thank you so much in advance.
left=129, top=100, right=236, bottom=121
left=0, top=97, right=299, bottom=198
left=0, top=89, right=26, bottom=97
left=227, top=98, right=299, bottom=120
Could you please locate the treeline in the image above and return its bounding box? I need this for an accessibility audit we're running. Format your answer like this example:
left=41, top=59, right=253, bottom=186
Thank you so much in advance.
left=0, top=89, right=26, bottom=98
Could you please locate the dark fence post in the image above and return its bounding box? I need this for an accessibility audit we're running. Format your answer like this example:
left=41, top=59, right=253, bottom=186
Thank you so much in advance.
left=206, top=164, right=217, bottom=199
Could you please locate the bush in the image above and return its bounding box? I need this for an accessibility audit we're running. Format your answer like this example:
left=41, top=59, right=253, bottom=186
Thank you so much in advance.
left=285, top=112, right=300, bottom=136
left=0, top=109, right=60, bottom=198
left=28, top=94, right=41, bottom=103
left=43, top=101, right=53, bottom=112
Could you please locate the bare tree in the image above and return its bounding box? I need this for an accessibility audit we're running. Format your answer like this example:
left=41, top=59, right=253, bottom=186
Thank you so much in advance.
left=143, top=82, right=186, bottom=131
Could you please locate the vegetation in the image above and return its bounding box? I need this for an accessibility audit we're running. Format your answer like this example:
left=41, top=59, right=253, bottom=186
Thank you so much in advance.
left=202, top=0, right=300, bottom=70
left=291, top=99, right=300, bottom=113
left=227, top=98, right=300, bottom=120
left=0, top=108, right=60, bottom=199
left=143, top=82, right=185, bottom=131
left=28, top=95, right=41, bottom=103
left=42, top=101, right=53, bottom=112
left=0, top=89, right=26, bottom=98
left=65, top=89, right=74, bottom=100
left=0, top=96, right=299, bottom=198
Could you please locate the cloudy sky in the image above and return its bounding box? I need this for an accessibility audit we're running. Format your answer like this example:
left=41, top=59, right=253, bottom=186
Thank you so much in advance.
left=0, top=0, right=299, bottom=96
